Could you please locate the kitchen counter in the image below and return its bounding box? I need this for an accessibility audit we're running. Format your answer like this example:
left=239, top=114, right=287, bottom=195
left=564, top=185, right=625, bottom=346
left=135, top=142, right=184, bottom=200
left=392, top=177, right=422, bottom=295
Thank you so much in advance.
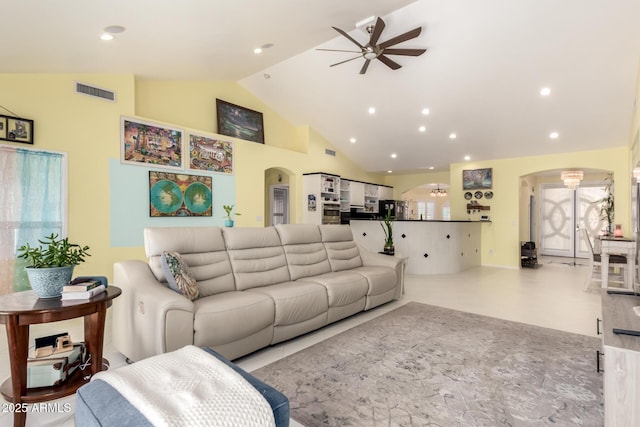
left=351, top=219, right=481, bottom=274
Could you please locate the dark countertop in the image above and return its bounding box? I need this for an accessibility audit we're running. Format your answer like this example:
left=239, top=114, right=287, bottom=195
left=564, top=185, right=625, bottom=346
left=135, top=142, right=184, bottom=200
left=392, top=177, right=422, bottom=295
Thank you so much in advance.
left=350, top=218, right=488, bottom=223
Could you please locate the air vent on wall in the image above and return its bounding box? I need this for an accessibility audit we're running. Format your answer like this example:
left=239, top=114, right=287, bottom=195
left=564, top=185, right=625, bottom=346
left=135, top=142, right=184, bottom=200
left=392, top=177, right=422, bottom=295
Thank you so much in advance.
left=325, top=149, right=336, bottom=157
left=75, top=82, right=116, bottom=102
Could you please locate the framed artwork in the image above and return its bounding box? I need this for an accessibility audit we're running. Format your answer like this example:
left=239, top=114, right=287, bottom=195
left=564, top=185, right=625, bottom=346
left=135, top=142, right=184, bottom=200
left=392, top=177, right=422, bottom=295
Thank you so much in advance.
left=149, top=171, right=212, bottom=217
left=216, top=99, right=264, bottom=144
left=463, top=168, right=493, bottom=190
left=188, top=133, right=234, bottom=174
left=0, top=115, right=34, bottom=144
left=0, top=116, right=6, bottom=140
left=121, top=116, right=184, bottom=170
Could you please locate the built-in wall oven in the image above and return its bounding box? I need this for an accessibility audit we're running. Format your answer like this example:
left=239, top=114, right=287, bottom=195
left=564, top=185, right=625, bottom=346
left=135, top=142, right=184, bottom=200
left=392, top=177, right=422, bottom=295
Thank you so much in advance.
left=322, top=203, right=341, bottom=224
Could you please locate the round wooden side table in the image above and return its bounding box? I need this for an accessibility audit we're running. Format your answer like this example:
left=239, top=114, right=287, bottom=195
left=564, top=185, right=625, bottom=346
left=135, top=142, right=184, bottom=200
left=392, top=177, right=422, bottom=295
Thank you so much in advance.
left=0, top=286, right=121, bottom=427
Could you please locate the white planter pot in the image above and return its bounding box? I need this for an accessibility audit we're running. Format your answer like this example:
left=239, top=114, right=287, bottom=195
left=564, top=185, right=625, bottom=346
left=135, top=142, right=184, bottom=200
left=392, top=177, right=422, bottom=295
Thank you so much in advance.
left=25, top=265, right=75, bottom=298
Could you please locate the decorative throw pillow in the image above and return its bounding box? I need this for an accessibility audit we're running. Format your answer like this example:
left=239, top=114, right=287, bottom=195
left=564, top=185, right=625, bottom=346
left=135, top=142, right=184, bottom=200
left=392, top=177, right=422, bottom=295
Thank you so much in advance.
left=160, top=251, right=199, bottom=301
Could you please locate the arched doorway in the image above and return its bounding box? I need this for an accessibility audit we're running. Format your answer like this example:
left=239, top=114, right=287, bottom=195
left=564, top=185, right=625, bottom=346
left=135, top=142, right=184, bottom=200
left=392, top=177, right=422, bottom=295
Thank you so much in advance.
left=264, top=167, right=293, bottom=226
left=521, top=168, right=611, bottom=260
left=402, top=183, right=450, bottom=220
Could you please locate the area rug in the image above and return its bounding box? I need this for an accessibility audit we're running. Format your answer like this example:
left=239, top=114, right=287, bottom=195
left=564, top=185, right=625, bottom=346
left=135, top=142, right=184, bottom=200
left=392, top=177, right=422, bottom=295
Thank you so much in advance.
left=252, top=302, right=603, bottom=426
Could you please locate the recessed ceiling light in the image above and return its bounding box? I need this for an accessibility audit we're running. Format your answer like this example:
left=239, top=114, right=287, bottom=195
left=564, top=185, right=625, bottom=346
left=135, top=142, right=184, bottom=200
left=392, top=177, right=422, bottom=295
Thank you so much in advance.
left=391, top=153, right=397, bottom=159
left=387, top=170, right=393, bottom=174
left=428, top=166, right=435, bottom=170
left=100, top=33, right=114, bottom=41
left=419, top=126, right=426, bottom=133
left=104, top=25, right=126, bottom=34
left=350, top=137, right=356, bottom=143
left=422, top=108, right=430, bottom=115
left=368, top=107, right=376, bottom=115
left=263, top=73, right=271, bottom=79
left=464, top=155, right=471, bottom=161
left=449, top=133, right=457, bottom=140
left=254, top=47, right=263, bottom=54
left=549, top=132, right=559, bottom=139
left=540, top=87, right=551, bottom=96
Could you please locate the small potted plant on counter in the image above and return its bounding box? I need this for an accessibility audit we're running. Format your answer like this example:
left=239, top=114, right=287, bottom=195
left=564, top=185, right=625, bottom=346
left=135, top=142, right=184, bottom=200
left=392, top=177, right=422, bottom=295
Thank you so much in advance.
left=380, top=210, right=394, bottom=255
left=17, top=233, right=91, bottom=298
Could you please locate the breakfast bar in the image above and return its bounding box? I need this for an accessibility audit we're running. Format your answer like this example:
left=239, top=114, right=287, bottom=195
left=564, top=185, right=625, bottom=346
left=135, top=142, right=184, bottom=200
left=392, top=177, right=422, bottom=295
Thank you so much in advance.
left=350, top=219, right=482, bottom=275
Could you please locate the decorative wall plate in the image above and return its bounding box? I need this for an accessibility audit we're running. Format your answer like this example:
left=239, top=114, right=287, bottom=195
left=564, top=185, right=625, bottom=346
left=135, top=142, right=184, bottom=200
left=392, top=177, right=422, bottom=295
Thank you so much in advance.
left=464, top=192, right=472, bottom=200
left=474, top=191, right=483, bottom=199
left=484, top=191, right=493, bottom=199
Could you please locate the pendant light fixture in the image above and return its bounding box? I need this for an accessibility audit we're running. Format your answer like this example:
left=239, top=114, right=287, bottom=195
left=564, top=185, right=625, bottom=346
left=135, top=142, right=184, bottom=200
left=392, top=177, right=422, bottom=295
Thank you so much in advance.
left=560, top=170, right=584, bottom=190
left=430, top=185, right=447, bottom=197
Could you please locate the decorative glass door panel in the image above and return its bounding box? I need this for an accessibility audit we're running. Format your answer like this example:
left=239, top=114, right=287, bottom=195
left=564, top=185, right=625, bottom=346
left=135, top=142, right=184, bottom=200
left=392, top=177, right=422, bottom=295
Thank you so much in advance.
left=541, top=186, right=573, bottom=257
left=540, top=184, right=606, bottom=258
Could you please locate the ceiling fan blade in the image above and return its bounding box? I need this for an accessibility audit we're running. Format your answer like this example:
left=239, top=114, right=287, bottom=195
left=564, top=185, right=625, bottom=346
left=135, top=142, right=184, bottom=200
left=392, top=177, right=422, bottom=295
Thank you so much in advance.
left=332, top=26, right=364, bottom=49
left=381, top=48, right=427, bottom=56
left=377, top=54, right=402, bottom=70
left=316, top=48, right=362, bottom=53
left=368, top=17, right=386, bottom=47
left=378, top=27, right=422, bottom=49
left=359, top=59, right=372, bottom=75
left=330, top=55, right=363, bottom=67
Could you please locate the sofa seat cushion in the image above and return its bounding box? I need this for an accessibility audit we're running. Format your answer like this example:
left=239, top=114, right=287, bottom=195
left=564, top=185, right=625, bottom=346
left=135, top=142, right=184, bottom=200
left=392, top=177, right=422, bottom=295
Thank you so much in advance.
left=248, top=281, right=328, bottom=326
left=193, top=291, right=274, bottom=347
left=352, top=266, right=398, bottom=296
left=298, top=272, right=368, bottom=308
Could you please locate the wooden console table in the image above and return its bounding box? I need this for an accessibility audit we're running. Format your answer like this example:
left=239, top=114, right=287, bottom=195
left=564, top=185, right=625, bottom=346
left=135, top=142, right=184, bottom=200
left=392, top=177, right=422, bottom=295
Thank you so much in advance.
left=0, top=286, right=121, bottom=427
left=599, top=237, right=636, bottom=290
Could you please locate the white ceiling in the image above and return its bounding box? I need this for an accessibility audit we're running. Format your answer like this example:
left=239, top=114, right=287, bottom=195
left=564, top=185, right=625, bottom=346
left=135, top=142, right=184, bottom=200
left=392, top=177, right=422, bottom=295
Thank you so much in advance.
left=3, top=0, right=640, bottom=174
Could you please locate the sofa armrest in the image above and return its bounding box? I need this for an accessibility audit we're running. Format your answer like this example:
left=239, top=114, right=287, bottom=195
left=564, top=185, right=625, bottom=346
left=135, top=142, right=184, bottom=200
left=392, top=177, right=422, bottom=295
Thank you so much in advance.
left=358, top=246, right=406, bottom=269
left=112, top=260, right=195, bottom=362
left=358, top=246, right=407, bottom=299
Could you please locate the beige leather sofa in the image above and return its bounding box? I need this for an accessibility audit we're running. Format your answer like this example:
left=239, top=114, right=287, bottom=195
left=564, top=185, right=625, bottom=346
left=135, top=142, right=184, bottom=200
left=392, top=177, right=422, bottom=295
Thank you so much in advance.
left=112, top=224, right=404, bottom=362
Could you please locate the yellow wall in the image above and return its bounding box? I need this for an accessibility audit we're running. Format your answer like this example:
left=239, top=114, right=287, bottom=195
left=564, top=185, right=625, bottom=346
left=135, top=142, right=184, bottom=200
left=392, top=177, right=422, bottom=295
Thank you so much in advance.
left=0, top=73, right=634, bottom=282
left=0, top=74, right=386, bottom=284
left=0, top=74, right=141, bottom=279
left=450, top=148, right=630, bottom=268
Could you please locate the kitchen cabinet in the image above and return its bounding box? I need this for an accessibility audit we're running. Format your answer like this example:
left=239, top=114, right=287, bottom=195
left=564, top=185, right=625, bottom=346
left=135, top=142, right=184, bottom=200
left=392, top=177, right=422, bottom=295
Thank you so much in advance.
left=302, top=173, right=341, bottom=224
left=349, top=181, right=365, bottom=208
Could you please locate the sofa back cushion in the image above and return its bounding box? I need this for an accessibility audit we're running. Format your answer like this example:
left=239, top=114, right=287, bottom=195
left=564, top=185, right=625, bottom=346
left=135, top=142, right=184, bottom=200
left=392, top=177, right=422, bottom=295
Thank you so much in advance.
left=144, top=227, right=235, bottom=297
left=276, top=224, right=331, bottom=280
left=319, top=225, right=363, bottom=272
left=223, top=227, right=291, bottom=290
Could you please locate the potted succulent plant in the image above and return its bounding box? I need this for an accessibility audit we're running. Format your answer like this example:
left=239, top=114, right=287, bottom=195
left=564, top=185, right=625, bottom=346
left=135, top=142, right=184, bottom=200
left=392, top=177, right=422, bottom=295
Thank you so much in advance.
left=223, top=204, right=241, bottom=227
left=380, top=210, right=394, bottom=255
left=17, top=233, right=91, bottom=298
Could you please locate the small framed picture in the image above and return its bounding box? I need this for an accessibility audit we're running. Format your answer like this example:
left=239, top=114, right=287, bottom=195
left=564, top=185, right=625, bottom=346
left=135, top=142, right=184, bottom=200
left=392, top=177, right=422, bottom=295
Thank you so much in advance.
left=0, top=116, right=6, bottom=140
left=1, top=115, right=34, bottom=144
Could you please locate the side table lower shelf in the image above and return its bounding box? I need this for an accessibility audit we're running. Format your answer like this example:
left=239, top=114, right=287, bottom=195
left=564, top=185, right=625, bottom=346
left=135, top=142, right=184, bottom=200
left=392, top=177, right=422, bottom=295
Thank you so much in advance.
left=0, top=358, right=109, bottom=403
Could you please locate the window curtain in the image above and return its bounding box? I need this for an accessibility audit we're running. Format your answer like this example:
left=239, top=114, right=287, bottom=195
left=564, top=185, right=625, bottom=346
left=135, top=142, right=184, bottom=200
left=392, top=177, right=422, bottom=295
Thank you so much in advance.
left=0, top=145, right=65, bottom=294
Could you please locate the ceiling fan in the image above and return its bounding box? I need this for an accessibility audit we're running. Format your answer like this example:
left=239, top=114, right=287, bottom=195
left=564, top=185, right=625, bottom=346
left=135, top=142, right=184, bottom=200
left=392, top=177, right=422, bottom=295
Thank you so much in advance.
left=318, top=17, right=426, bottom=74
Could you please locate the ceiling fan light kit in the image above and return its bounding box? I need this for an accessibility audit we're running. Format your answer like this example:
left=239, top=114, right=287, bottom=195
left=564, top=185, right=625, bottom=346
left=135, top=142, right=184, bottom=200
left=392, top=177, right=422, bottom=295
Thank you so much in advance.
left=321, top=17, right=427, bottom=74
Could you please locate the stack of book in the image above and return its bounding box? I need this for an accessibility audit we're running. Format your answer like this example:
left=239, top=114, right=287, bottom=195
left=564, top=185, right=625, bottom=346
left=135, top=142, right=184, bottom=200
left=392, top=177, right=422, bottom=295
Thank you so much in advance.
left=61, top=279, right=105, bottom=300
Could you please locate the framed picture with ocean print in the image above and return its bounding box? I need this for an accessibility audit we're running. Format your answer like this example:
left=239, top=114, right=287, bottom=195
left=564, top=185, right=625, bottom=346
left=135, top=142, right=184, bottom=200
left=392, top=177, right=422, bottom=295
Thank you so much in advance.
left=121, top=116, right=184, bottom=170
left=462, top=168, right=493, bottom=190
left=188, top=133, right=234, bottom=174
left=149, top=171, right=212, bottom=217
left=216, top=99, right=264, bottom=144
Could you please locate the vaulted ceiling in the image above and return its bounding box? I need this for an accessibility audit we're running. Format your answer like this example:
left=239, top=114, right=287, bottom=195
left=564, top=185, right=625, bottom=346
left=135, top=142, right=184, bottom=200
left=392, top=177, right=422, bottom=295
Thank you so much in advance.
left=3, top=0, right=640, bottom=173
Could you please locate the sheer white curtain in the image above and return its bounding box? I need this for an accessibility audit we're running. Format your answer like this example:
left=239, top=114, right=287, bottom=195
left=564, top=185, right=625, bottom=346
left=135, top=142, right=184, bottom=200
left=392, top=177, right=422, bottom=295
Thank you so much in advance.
left=0, top=145, right=67, bottom=294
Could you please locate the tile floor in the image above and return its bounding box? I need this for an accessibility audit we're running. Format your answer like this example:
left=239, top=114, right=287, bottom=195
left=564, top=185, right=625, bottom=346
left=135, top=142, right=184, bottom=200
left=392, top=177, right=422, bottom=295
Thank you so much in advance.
left=0, top=257, right=603, bottom=426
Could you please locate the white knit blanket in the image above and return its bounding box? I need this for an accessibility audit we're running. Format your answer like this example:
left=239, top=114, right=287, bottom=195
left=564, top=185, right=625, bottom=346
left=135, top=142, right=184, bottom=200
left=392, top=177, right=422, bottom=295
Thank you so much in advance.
left=92, top=346, right=276, bottom=427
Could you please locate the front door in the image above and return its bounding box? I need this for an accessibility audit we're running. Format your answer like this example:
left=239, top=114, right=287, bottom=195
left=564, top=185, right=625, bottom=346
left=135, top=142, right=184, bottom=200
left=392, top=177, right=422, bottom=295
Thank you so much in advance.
left=540, top=184, right=606, bottom=258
